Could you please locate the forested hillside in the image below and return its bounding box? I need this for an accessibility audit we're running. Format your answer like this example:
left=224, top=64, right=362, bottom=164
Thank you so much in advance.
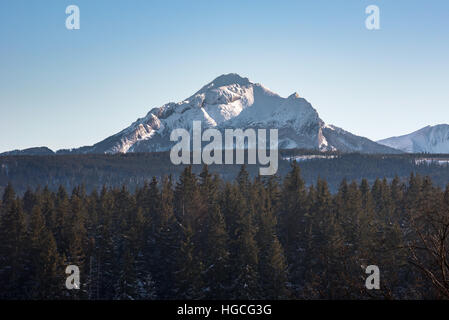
left=2, top=151, right=449, bottom=195
left=1, top=164, right=448, bottom=299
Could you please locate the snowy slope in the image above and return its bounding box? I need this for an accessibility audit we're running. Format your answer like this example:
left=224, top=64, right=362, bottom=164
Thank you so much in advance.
left=377, top=124, right=449, bottom=153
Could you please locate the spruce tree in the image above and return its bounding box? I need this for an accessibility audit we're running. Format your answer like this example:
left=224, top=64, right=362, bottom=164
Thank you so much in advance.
left=28, top=205, right=62, bottom=299
left=230, top=190, right=260, bottom=299
left=279, top=162, right=307, bottom=294
left=256, top=188, right=289, bottom=299
left=0, top=198, right=28, bottom=299
left=203, top=204, right=230, bottom=299
left=153, top=175, right=179, bottom=299
left=174, top=223, right=204, bottom=299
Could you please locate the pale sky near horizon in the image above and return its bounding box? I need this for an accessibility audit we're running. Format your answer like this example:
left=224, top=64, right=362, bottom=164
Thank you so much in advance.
left=1, top=0, right=448, bottom=152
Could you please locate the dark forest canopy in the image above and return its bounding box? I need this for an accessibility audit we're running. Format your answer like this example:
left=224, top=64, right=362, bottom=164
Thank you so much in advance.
left=1, top=164, right=449, bottom=300
left=1, top=150, right=449, bottom=195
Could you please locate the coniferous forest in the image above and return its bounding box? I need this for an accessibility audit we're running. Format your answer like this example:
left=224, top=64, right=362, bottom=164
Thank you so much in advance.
left=1, top=163, right=449, bottom=300
left=2, top=152, right=449, bottom=196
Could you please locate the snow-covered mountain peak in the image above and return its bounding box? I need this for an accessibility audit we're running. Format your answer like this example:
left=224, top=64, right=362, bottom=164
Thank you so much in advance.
left=195, top=73, right=251, bottom=94
left=78, top=74, right=399, bottom=154
left=377, top=124, right=449, bottom=153
left=418, top=124, right=449, bottom=134
left=3, top=74, right=398, bottom=156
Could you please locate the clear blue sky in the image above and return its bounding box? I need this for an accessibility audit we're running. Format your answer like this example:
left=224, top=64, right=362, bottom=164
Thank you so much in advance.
left=1, top=0, right=448, bottom=152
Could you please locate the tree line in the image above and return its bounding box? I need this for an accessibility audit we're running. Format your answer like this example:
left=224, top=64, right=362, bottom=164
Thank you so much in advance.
left=0, top=163, right=448, bottom=299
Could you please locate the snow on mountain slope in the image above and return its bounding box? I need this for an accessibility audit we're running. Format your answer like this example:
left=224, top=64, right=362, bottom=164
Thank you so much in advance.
left=377, top=124, right=449, bottom=153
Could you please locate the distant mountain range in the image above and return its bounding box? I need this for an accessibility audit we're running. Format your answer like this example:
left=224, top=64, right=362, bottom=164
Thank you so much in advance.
left=3, top=73, right=445, bottom=157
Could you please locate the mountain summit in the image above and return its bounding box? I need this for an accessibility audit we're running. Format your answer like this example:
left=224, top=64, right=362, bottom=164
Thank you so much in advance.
left=1, top=74, right=400, bottom=156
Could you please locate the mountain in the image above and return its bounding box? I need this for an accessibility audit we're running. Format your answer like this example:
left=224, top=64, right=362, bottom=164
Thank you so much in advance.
left=0, top=147, right=55, bottom=156
left=1, top=74, right=399, bottom=156
left=377, top=124, right=449, bottom=153
left=64, top=74, right=398, bottom=154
